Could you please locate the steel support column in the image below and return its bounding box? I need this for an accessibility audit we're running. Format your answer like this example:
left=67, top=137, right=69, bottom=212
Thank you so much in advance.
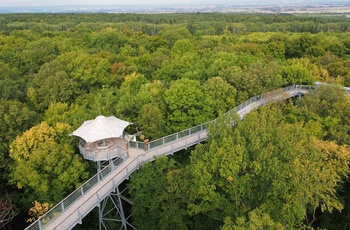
left=98, top=185, right=135, bottom=230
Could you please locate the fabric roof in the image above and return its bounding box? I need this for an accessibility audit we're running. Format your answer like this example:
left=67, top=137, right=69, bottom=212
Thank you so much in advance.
left=71, top=116, right=132, bottom=143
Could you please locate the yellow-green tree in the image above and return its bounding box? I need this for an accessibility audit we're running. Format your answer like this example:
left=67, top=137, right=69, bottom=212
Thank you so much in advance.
left=9, top=122, right=89, bottom=204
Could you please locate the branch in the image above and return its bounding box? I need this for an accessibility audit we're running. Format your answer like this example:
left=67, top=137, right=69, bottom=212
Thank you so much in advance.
left=0, top=194, right=17, bottom=228
left=0, top=157, right=9, bottom=168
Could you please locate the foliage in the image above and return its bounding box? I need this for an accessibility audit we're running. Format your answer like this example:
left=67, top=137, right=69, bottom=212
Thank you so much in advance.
left=164, top=78, right=213, bottom=132
left=27, top=201, right=52, bottom=223
left=203, top=77, right=236, bottom=116
left=0, top=60, right=24, bottom=101
left=1, top=12, right=350, bottom=229
left=177, top=105, right=349, bottom=228
left=9, top=122, right=89, bottom=204
left=135, top=103, right=167, bottom=140
left=0, top=100, right=39, bottom=166
left=128, top=156, right=189, bottom=230
left=222, top=208, right=283, bottom=230
left=297, top=84, right=350, bottom=145
left=27, top=60, right=81, bottom=111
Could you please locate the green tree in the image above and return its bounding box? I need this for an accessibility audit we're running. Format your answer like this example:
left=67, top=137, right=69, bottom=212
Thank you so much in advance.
left=171, top=39, right=195, bottom=56
left=229, top=61, right=284, bottom=102
left=27, top=60, right=81, bottom=112
left=176, top=105, right=349, bottom=229
left=20, top=37, right=59, bottom=74
left=297, top=84, right=350, bottom=145
left=43, top=102, right=93, bottom=130
left=157, top=27, right=192, bottom=47
left=286, top=33, right=325, bottom=58
left=135, top=103, right=167, bottom=140
left=261, top=41, right=286, bottom=60
left=281, top=58, right=315, bottom=85
left=0, top=100, right=38, bottom=166
left=0, top=61, right=24, bottom=101
left=203, top=76, right=236, bottom=116
left=74, top=86, right=120, bottom=119
left=90, top=28, right=129, bottom=53
left=56, top=51, right=115, bottom=89
left=128, top=157, right=188, bottom=230
left=115, top=73, right=149, bottom=120
left=222, top=208, right=283, bottom=230
left=164, top=78, right=213, bottom=132
left=155, top=51, right=204, bottom=82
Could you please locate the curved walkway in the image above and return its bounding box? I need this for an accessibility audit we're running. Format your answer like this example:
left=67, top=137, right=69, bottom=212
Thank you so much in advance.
left=26, top=84, right=337, bottom=230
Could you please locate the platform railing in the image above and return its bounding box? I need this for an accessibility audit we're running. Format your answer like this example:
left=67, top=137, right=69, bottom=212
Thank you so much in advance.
left=78, top=145, right=127, bottom=162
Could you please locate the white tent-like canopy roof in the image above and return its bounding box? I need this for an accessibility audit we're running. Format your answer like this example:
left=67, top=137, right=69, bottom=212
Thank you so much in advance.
left=71, top=116, right=132, bottom=143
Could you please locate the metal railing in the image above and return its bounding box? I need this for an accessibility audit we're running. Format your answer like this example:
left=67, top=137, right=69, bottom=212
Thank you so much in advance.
left=129, top=121, right=210, bottom=151
left=25, top=84, right=313, bottom=230
left=78, top=145, right=127, bottom=162
left=25, top=150, right=128, bottom=230
left=129, top=84, right=311, bottom=151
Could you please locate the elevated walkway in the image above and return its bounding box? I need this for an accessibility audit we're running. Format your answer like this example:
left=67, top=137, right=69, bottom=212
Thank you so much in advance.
left=25, top=85, right=317, bottom=230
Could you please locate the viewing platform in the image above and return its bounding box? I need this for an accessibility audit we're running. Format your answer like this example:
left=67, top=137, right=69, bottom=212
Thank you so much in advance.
left=71, top=115, right=132, bottom=162
left=78, top=138, right=128, bottom=162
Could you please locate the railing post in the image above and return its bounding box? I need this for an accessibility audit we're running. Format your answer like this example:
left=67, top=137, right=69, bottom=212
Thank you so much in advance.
left=111, top=161, right=115, bottom=171
left=38, top=219, right=42, bottom=230
left=81, top=186, right=84, bottom=196
left=78, top=209, right=82, bottom=224
left=61, top=202, right=64, bottom=211
left=176, top=133, right=179, bottom=140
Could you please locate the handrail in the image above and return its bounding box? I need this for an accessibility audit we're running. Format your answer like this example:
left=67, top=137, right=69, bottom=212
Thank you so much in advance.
left=129, top=84, right=313, bottom=151
left=25, top=84, right=314, bottom=230
left=24, top=149, right=128, bottom=230
left=78, top=145, right=127, bottom=162
left=52, top=148, right=162, bottom=229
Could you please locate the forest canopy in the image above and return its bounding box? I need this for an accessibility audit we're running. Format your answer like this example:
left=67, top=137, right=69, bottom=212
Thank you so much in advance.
left=0, top=12, right=349, bottom=229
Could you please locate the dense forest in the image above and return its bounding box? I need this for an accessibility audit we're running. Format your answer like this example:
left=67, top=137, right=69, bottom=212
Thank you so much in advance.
left=0, top=12, right=350, bottom=229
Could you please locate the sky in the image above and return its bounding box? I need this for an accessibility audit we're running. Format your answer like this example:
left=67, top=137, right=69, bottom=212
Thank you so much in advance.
left=0, top=0, right=320, bottom=7
left=1, top=0, right=205, bottom=7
